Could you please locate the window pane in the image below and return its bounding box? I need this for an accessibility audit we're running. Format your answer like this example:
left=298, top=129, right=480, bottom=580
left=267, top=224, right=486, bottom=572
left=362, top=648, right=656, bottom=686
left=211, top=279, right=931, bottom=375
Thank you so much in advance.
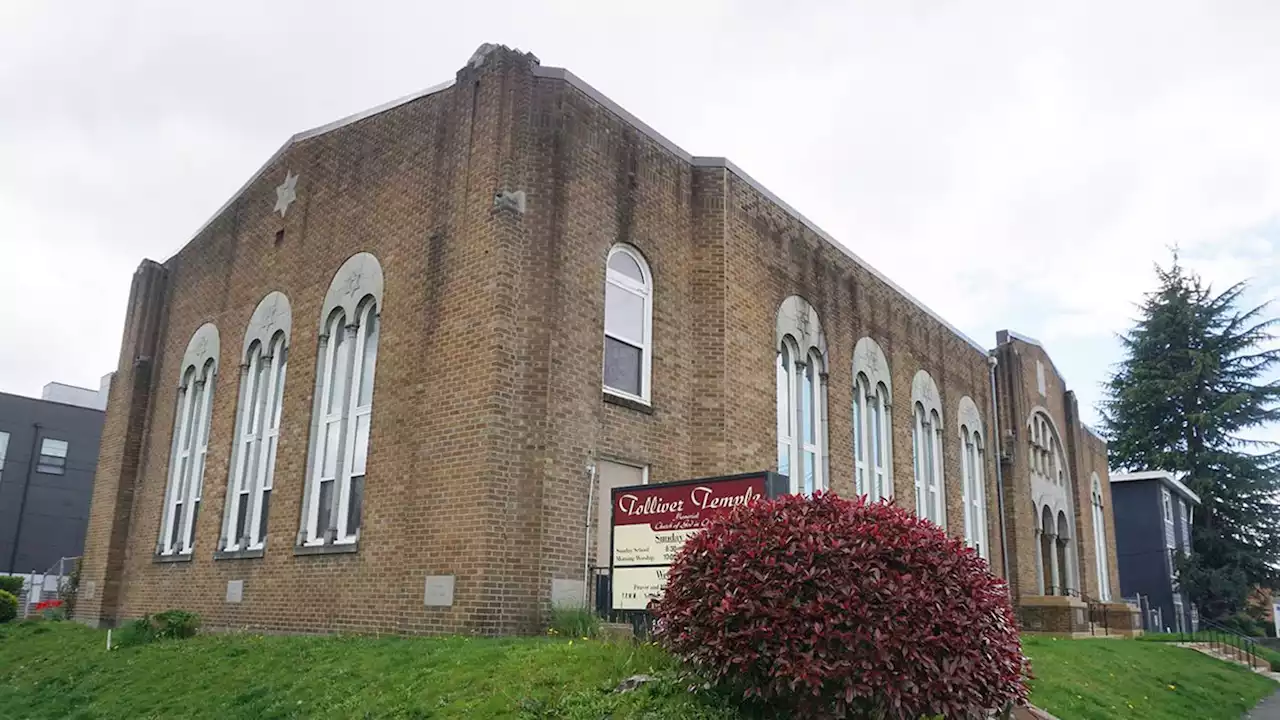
left=777, top=441, right=790, bottom=478
left=170, top=502, right=183, bottom=548
left=256, top=489, right=271, bottom=546
left=317, top=479, right=334, bottom=535
left=41, top=439, right=68, bottom=458
left=603, top=337, right=642, bottom=396
left=604, top=283, right=645, bottom=344
left=358, top=309, right=379, bottom=407
left=234, top=493, right=249, bottom=543
left=776, top=347, right=791, bottom=439
left=853, top=387, right=864, bottom=464
left=263, top=436, right=278, bottom=490
left=351, top=414, right=371, bottom=475
left=0, top=431, right=8, bottom=472
left=269, top=346, right=287, bottom=429
left=872, top=396, right=884, bottom=471
left=322, top=421, right=341, bottom=477
left=346, top=475, right=364, bottom=537
left=801, top=363, right=813, bottom=444
left=326, top=324, right=347, bottom=415
left=803, top=451, right=815, bottom=495
left=608, top=251, right=644, bottom=282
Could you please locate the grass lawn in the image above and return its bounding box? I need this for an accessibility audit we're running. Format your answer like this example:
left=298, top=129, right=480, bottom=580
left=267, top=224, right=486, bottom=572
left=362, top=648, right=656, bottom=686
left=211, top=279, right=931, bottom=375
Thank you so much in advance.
left=0, top=621, right=731, bottom=719
left=3, top=621, right=1277, bottom=719
left=1023, top=635, right=1278, bottom=720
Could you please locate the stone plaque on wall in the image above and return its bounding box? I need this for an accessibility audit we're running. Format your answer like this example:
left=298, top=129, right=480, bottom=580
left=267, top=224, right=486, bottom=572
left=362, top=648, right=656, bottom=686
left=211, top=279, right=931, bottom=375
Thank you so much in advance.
left=424, top=575, right=455, bottom=607
left=225, top=580, right=244, bottom=604
left=551, top=579, right=585, bottom=609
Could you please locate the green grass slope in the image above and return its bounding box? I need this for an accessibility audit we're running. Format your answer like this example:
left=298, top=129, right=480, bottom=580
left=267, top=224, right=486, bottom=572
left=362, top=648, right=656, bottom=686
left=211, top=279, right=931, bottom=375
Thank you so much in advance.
left=0, top=622, right=729, bottom=719
left=1023, top=636, right=1277, bottom=720
left=3, top=622, right=1276, bottom=719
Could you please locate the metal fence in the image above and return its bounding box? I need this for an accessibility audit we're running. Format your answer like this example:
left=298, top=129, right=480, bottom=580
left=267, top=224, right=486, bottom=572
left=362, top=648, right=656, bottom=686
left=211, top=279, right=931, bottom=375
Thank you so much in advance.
left=7, top=556, right=80, bottom=618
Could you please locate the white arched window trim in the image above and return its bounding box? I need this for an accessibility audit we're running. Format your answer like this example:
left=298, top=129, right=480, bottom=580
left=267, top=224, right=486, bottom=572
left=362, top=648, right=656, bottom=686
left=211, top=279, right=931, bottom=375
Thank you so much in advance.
left=220, top=292, right=292, bottom=554
left=958, top=396, right=987, bottom=559
left=852, top=337, right=893, bottom=500
left=1029, top=407, right=1079, bottom=596
left=158, top=323, right=220, bottom=556
left=602, top=245, right=653, bottom=404
left=1091, top=473, right=1112, bottom=601
left=301, top=253, right=383, bottom=548
left=911, top=370, right=945, bottom=527
left=775, top=296, right=828, bottom=495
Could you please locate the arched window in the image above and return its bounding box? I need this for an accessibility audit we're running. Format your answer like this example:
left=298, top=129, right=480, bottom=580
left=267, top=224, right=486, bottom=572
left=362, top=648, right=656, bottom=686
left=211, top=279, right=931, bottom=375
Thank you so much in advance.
left=220, top=293, right=291, bottom=554
left=1091, top=474, right=1112, bottom=601
left=911, top=370, right=945, bottom=526
left=301, top=253, right=383, bottom=547
left=1029, top=409, right=1077, bottom=595
left=602, top=245, right=652, bottom=403
left=158, top=323, right=220, bottom=556
left=958, top=396, right=987, bottom=559
left=852, top=337, right=892, bottom=500
left=775, top=296, right=827, bottom=495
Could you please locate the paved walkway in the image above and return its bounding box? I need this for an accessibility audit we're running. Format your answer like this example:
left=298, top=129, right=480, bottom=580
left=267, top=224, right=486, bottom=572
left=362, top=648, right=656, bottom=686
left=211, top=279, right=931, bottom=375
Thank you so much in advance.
left=1245, top=689, right=1280, bottom=719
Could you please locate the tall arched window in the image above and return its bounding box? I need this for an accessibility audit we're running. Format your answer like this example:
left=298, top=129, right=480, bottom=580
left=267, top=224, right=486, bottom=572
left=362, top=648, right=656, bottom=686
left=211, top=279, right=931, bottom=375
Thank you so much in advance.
left=911, top=370, right=945, bottom=526
left=219, top=293, right=291, bottom=554
left=301, top=253, right=383, bottom=547
left=958, top=396, right=987, bottom=558
left=1091, top=473, right=1112, bottom=600
left=158, top=323, right=220, bottom=557
left=852, top=337, right=892, bottom=500
left=775, top=296, right=827, bottom=495
left=1030, top=408, right=1077, bottom=595
left=602, top=245, right=652, bottom=403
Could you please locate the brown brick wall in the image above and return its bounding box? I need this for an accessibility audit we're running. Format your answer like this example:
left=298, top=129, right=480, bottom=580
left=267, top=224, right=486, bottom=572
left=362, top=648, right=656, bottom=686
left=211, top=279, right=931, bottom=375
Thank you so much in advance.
left=77, top=46, right=1122, bottom=635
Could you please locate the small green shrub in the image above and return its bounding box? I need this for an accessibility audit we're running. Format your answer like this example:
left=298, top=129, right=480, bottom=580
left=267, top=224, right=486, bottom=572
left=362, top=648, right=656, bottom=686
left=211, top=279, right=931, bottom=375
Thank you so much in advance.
left=0, top=576, right=24, bottom=596
left=548, top=607, right=601, bottom=638
left=115, top=609, right=201, bottom=648
left=0, top=590, right=17, bottom=623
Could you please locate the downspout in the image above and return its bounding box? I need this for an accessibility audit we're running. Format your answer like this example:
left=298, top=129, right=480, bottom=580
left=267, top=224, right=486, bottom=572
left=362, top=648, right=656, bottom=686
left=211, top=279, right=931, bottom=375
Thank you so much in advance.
left=7, top=423, right=41, bottom=574
left=988, top=356, right=1013, bottom=598
left=582, top=462, right=597, bottom=609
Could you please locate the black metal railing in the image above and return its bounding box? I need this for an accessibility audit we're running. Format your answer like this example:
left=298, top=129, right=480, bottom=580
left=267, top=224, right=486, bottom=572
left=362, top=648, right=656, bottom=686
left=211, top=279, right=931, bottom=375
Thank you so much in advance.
left=1182, top=618, right=1261, bottom=670
left=1083, top=594, right=1111, bottom=636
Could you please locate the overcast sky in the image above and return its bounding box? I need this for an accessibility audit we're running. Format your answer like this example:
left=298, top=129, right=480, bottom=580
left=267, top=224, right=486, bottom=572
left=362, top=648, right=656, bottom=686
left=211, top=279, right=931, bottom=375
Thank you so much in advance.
left=3, top=0, right=1279, bottom=436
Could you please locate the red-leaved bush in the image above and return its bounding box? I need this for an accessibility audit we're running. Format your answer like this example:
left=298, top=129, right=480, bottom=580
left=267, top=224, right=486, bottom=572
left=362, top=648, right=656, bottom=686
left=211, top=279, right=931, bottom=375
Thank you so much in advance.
left=651, top=492, right=1029, bottom=719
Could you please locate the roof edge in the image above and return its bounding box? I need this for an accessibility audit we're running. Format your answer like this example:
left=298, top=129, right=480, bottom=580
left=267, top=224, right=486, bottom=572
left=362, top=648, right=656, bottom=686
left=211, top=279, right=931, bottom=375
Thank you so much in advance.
left=1111, top=470, right=1202, bottom=505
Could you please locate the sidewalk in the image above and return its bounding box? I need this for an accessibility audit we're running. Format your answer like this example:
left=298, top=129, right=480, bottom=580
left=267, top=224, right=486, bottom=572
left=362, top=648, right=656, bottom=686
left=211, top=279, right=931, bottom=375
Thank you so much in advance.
left=1246, top=689, right=1280, bottom=719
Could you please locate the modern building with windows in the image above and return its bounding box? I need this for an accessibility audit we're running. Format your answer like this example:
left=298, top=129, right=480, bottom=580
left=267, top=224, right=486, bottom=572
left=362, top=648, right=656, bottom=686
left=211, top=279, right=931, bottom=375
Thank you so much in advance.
left=76, top=45, right=1131, bottom=635
left=0, top=383, right=107, bottom=576
left=1111, top=471, right=1200, bottom=633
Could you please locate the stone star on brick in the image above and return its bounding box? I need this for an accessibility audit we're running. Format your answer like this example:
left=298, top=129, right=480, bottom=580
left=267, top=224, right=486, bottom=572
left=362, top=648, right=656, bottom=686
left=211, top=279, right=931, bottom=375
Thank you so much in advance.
left=274, top=171, right=299, bottom=217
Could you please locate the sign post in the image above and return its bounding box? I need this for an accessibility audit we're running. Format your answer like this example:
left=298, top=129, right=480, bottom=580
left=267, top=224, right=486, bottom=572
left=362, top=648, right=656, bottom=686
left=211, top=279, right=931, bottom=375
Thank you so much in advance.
left=609, top=471, right=788, bottom=613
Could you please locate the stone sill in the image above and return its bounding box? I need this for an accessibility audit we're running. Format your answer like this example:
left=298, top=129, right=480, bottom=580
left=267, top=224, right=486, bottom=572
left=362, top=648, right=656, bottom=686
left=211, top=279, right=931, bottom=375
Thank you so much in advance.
left=152, top=553, right=193, bottom=564
left=603, top=390, right=654, bottom=415
left=293, top=542, right=360, bottom=557
left=213, top=547, right=265, bottom=561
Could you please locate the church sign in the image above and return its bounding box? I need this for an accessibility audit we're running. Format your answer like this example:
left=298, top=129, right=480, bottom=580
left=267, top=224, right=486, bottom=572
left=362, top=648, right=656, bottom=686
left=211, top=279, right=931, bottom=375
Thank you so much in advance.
left=610, top=471, right=788, bottom=611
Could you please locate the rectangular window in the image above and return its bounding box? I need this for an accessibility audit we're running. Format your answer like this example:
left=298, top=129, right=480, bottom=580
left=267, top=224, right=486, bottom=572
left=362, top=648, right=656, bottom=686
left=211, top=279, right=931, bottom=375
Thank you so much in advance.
left=0, top=431, right=8, bottom=475
left=36, top=438, right=68, bottom=475
left=1162, top=487, right=1173, bottom=523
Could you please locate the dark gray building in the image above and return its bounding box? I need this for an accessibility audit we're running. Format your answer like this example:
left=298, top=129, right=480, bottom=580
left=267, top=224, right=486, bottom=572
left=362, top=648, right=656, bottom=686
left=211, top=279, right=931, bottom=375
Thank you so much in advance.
left=1111, top=470, right=1200, bottom=633
left=0, top=385, right=107, bottom=575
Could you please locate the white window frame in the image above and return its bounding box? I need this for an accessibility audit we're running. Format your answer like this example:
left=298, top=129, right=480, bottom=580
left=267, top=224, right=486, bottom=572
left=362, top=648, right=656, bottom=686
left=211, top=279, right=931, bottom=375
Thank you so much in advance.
left=1091, top=474, right=1111, bottom=601
left=158, top=324, right=219, bottom=557
left=300, top=253, right=384, bottom=549
left=602, top=244, right=652, bottom=404
left=775, top=296, right=828, bottom=496
left=1161, top=487, right=1173, bottom=524
left=852, top=337, right=894, bottom=502
left=221, top=328, right=288, bottom=553
left=960, top=426, right=988, bottom=558
left=911, top=371, right=945, bottom=527
left=36, top=438, right=69, bottom=475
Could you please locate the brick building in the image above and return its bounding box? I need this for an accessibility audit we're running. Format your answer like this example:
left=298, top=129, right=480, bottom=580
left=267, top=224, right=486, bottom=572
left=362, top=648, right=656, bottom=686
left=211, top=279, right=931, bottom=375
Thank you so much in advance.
left=76, top=45, right=1131, bottom=636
